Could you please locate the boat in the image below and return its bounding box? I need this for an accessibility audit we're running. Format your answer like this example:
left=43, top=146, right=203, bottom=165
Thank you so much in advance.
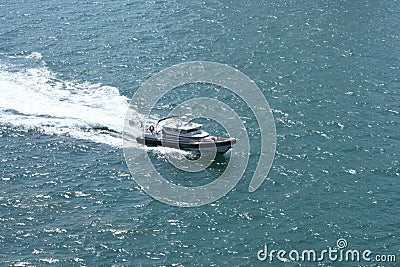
left=136, top=116, right=236, bottom=154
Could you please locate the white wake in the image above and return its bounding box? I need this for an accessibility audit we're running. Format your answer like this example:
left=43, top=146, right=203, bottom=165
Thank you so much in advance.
left=0, top=57, right=132, bottom=147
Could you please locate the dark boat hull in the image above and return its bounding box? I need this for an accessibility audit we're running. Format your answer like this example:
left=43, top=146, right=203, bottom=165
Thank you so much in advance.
left=136, top=136, right=236, bottom=154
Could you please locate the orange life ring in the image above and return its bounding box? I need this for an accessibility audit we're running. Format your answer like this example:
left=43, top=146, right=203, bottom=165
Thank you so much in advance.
left=149, top=125, right=155, bottom=132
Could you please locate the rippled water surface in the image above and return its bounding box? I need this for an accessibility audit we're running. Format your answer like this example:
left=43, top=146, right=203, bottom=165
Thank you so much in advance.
left=0, top=0, right=399, bottom=265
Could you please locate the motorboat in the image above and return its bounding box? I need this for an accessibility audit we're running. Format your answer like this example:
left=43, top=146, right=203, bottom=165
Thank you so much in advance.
left=136, top=116, right=236, bottom=154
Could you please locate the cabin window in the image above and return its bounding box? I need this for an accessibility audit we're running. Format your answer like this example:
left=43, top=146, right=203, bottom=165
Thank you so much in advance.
left=180, top=128, right=199, bottom=134
left=163, top=127, right=200, bottom=134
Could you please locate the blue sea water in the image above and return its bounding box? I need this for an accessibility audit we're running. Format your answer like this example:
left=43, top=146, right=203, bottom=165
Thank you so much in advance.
left=0, top=0, right=399, bottom=266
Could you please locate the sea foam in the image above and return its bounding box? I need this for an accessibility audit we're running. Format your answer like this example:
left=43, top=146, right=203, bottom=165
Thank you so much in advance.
left=0, top=61, right=130, bottom=147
